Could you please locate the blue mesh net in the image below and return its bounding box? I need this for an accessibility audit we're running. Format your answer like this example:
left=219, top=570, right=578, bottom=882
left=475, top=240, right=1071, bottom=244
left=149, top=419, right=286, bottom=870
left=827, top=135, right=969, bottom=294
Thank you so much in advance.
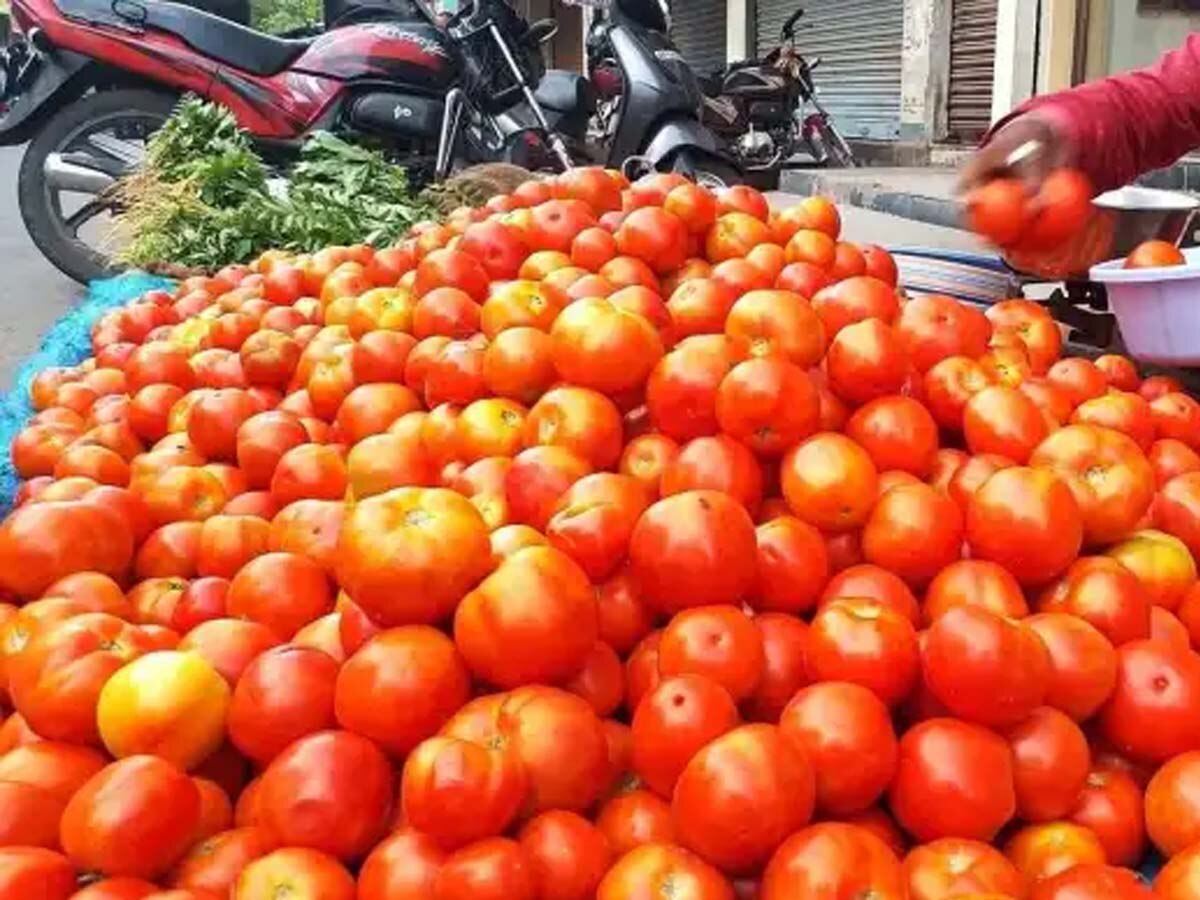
left=0, top=272, right=174, bottom=513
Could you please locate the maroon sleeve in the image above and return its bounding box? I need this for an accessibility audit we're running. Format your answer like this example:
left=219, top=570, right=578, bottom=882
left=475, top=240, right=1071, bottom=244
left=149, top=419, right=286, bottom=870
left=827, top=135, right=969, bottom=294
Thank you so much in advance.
left=986, top=33, right=1200, bottom=193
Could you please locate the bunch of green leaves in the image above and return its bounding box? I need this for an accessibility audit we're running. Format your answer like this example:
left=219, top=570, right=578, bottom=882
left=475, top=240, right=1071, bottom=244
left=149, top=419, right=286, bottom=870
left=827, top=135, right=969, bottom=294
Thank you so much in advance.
left=282, top=132, right=430, bottom=248
left=116, top=98, right=435, bottom=271
left=143, top=96, right=268, bottom=206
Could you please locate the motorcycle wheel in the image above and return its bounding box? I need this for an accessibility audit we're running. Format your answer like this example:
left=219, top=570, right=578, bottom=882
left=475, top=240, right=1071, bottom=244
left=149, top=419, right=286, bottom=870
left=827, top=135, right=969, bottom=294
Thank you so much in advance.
left=810, top=116, right=856, bottom=168
left=670, top=151, right=743, bottom=190
left=18, top=88, right=177, bottom=284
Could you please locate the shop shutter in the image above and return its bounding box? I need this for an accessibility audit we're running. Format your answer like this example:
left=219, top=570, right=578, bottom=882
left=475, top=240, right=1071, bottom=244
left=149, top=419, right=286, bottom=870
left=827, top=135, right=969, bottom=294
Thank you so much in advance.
left=755, top=0, right=904, bottom=140
left=671, top=0, right=728, bottom=77
left=948, top=0, right=998, bottom=141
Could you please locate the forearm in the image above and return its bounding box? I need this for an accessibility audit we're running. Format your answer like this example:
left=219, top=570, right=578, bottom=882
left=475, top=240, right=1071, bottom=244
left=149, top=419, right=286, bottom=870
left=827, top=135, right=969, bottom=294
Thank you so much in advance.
left=986, top=34, right=1200, bottom=192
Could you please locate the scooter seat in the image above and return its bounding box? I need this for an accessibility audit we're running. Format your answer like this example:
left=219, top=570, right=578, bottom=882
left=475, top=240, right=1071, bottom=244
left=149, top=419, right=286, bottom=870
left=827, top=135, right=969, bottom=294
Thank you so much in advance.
left=55, top=0, right=311, bottom=77
left=534, top=70, right=596, bottom=115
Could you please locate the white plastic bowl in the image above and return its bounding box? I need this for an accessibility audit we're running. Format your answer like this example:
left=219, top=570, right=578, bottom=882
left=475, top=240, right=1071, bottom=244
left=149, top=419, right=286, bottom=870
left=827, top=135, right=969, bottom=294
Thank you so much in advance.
left=1090, top=245, right=1200, bottom=366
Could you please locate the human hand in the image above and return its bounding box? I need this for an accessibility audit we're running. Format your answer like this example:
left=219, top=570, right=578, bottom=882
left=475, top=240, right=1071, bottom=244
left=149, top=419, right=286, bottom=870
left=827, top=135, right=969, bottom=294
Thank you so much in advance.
left=957, top=113, right=1075, bottom=196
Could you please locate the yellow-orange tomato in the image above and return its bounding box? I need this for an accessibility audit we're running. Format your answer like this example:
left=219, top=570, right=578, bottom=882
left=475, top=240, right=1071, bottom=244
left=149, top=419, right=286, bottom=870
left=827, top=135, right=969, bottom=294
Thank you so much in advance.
left=97, top=650, right=231, bottom=771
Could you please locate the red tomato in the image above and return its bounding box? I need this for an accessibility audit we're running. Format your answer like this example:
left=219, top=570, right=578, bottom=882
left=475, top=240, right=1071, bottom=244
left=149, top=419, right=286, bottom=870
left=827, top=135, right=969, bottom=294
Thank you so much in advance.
left=965, top=467, right=1083, bottom=587
left=845, top=395, right=939, bottom=477
left=335, top=487, right=491, bottom=627
left=61, top=756, right=201, bottom=879
left=658, top=605, right=764, bottom=702
left=232, top=847, right=356, bottom=900
left=825, top=318, right=910, bottom=406
left=1100, top=639, right=1200, bottom=764
left=805, top=598, right=919, bottom=707
left=781, top=433, right=879, bottom=533
left=597, top=843, right=733, bottom=900
left=923, top=605, right=1051, bottom=728
left=518, top=811, right=612, bottom=900
left=631, top=674, right=739, bottom=798
left=0, top=847, right=76, bottom=900
left=748, top=516, right=829, bottom=615
left=8, top=612, right=155, bottom=744
left=256, top=730, right=393, bottom=862
left=1037, top=556, right=1152, bottom=647
left=924, top=559, right=1027, bottom=624
left=780, top=681, right=897, bottom=815
left=1025, top=612, right=1118, bottom=722
left=446, top=687, right=609, bottom=816
left=744, top=613, right=810, bottom=722
left=1006, top=706, right=1091, bottom=822
left=1006, top=822, right=1106, bottom=884
left=169, top=827, right=278, bottom=896
left=1031, top=864, right=1154, bottom=900
left=819, top=563, right=920, bottom=624
left=334, top=626, right=469, bottom=756
left=1145, top=750, right=1200, bottom=857
left=454, top=546, right=596, bottom=688
left=672, top=723, right=814, bottom=874
left=1154, top=844, right=1200, bottom=900
left=715, top=359, right=820, bottom=458
left=889, top=718, right=1016, bottom=843
left=760, top=823, right=903, bottom=900
left=226, top=645, right=339, bottom=765
left=401, top=734, right=526, bottom=850
left=545, top=473, right=652, bottom=580
left=902, top=839, right=1024, bottom=900
left=357, top=829, right=445, bottom=900
left=628, top=490, right=757, bottom=615
left=862, top=483, right=963, bottom=586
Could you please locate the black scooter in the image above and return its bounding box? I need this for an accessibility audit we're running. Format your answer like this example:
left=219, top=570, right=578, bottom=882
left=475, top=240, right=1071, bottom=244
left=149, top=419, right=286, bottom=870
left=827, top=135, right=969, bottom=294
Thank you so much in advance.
left=500, top=0, right=735, bottom=183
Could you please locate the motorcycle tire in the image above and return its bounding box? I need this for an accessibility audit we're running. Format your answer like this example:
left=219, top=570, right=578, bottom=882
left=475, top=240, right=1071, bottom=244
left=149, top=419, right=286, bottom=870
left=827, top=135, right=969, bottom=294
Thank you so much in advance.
left=671, top=151, right=743, bottom=191
left=814, top=117, right=856, bottom=168
left=18, top=88, right=178, bottom=284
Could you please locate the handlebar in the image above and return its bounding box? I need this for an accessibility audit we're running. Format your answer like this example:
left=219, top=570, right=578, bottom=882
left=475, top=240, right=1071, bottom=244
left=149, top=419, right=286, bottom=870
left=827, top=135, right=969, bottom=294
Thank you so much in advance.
left=781, top=5, right=804, bottom=39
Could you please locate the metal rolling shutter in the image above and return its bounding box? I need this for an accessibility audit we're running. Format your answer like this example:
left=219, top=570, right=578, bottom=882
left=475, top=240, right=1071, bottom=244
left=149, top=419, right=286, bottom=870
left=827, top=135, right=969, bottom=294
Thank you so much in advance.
left=755, top=0, right=903, bottom=140
left=948, top=0, right=998, bottom=141
left=671, top=0, right=728, bottom=77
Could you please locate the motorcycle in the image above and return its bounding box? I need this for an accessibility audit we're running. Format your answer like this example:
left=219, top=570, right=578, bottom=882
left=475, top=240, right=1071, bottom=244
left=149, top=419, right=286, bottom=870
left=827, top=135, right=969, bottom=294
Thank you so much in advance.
left=699, top=4, right=855, bottom=182
left=0, top=0, right=571, bottom=282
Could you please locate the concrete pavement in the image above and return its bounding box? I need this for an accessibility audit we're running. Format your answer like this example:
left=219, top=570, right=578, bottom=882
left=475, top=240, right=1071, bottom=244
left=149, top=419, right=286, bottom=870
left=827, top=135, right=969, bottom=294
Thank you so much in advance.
left=0, top=146, right=81, bottom=390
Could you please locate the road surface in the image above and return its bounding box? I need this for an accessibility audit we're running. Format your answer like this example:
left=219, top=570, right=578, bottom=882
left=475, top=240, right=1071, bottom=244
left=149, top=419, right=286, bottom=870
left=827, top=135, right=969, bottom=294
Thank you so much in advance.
left=0, top=145, right=81, bottom=390
left=0, top=149, right=984, bottom=391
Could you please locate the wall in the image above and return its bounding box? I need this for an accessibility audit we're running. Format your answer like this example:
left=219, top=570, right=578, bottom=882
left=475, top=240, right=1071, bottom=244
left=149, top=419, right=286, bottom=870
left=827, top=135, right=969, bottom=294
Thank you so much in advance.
left=1086, top=0, right=1200, bottom=78
left=1109, top=2, right=1200, bottom=72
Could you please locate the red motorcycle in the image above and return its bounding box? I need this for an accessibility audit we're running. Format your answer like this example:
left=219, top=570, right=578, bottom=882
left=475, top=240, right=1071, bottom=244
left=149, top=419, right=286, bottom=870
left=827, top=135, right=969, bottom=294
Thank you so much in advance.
left=0, top=0, right=580, bottom=281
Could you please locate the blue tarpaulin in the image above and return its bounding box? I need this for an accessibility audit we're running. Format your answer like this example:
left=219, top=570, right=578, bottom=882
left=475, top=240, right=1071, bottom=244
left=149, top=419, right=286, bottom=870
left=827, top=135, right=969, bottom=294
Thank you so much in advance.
left=0, top=272, right=174, bottom=512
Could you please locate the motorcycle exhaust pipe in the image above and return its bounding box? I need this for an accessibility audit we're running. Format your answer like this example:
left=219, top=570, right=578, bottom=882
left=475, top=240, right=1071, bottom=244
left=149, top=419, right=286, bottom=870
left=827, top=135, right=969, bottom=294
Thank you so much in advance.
left=43, top=153, right=116, bottom=194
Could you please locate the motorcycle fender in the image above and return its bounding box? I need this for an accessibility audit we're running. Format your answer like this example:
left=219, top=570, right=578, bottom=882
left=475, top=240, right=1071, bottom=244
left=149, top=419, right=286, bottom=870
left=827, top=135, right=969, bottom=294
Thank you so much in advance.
left=640, top=117, right=720, bottom=166
left=0, top=50, right=92, bottom=146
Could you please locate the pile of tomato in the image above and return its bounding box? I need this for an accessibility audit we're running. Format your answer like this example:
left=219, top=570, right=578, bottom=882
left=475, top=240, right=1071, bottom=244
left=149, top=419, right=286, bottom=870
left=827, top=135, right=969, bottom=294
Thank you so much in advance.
left=5, top=167, right=1200, bottom=900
